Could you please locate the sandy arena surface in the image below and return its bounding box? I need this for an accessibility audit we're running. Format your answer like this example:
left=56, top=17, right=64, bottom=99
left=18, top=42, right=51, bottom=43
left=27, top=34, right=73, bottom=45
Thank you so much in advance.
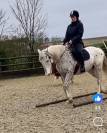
left=0, top=73, right=107, bottom=133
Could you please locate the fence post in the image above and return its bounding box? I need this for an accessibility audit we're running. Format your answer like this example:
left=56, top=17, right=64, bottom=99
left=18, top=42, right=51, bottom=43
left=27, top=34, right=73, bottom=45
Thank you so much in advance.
left=103, top=40, right=107, bottom=51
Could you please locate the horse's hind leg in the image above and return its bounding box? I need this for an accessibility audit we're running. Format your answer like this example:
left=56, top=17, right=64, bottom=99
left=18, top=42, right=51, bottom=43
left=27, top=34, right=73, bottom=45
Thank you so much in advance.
left=63, top=71, right=73, bottom=103
left=89, top=65, right=103, bottom=93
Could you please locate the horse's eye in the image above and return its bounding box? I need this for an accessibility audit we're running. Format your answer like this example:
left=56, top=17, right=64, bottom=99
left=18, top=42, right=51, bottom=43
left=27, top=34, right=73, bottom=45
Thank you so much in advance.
left=49, top=56, right=51, bottom=59
left=46, top=60, right=49, bottom=63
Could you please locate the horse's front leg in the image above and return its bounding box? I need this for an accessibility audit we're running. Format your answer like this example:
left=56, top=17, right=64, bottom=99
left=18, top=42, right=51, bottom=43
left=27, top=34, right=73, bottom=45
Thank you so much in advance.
left=63, top=71, right=73, bottom=103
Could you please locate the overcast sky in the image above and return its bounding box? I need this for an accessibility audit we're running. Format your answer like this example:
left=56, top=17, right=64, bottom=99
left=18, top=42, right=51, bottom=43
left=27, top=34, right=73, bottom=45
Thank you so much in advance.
left=0, top=0, right=107, bottom=38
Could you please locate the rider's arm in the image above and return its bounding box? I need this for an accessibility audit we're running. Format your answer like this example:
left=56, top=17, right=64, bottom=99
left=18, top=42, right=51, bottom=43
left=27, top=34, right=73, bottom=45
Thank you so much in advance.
left=72, top=22, right=84, bottom=44
left=63, top=25, right=71, bottom=45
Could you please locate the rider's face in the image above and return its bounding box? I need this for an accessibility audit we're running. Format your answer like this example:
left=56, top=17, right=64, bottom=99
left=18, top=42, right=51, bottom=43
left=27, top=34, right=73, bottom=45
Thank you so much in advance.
left=71, top=16, right=77, bottom=22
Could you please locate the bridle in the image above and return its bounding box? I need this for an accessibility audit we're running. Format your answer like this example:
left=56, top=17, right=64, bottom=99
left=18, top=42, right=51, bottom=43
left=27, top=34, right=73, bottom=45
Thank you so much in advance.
left=45, top=47, right=53, bottom=63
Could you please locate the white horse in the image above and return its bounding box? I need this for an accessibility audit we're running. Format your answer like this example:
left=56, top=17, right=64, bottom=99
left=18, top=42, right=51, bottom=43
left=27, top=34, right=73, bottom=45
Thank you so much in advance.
left=38, top=45, right=107, bottom=102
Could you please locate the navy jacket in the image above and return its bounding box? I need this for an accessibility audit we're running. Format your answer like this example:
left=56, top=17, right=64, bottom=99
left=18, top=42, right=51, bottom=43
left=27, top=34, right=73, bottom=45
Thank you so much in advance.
left=63, top=20, right=84, bottom=47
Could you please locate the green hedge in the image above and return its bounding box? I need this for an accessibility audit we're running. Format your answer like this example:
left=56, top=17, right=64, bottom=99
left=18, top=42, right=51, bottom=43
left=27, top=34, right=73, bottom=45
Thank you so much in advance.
left=92, top=42, right=107, bottom=56
left=0, top=39, right=42, bottom=72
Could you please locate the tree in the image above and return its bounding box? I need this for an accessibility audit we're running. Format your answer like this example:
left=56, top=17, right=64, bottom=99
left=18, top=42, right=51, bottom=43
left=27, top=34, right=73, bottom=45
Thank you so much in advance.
left=51, top=37, right=62, bottom=45
left=0, top=9, right=7, bottom=39
left=11, top=0, right=47, bottom=54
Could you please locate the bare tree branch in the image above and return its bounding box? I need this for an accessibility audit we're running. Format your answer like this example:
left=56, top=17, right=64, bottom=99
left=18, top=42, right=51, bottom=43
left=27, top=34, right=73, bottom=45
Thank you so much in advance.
left=11, top=0, right=47, bottom=53
left=0, top=9, right=7, bottom=39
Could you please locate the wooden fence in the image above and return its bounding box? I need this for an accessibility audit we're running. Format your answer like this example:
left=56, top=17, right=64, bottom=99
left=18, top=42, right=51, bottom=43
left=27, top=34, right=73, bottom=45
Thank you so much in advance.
left=0, top=54, right=44, bottom=77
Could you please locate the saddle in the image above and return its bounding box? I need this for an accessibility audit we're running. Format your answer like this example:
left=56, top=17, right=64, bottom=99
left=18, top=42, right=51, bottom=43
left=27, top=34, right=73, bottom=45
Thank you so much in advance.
left=82, top=49, right=90, bottom=61
left=73, top=49, right=90, bottom=74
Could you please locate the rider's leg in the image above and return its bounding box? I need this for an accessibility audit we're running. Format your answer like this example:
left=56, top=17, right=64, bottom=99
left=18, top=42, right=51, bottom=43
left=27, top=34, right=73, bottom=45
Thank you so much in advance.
left=77, top=51, right=85, bottom=72
left=72, top=44, right=85, bottom=72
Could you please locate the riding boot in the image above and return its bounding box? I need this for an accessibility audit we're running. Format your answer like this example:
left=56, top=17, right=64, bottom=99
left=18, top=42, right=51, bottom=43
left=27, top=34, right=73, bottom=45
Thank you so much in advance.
left=80, top=61, right=85, bottom=73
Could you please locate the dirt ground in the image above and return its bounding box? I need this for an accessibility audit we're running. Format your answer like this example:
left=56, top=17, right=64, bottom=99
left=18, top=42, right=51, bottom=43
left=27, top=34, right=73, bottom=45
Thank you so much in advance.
left=0, top=73, right=107, bottom=133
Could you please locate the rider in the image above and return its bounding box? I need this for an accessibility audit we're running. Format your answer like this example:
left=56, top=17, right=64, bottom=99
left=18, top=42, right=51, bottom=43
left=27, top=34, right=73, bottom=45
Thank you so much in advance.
left=63, top=10, right=85, bottom=72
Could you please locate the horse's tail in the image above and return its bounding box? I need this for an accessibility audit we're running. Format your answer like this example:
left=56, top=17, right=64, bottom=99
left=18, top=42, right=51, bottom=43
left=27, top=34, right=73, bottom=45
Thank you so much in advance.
left=103, top=55, right=107, bottom=74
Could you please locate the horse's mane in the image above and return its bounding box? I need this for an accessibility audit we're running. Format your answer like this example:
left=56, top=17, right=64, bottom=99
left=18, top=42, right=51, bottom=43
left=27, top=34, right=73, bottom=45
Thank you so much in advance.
left=46, top=45, right=65, bottom=61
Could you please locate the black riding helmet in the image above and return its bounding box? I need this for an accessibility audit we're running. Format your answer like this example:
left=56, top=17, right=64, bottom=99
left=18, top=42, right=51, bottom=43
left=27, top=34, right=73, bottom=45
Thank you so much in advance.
left=70, top=10, right=79, bottom=18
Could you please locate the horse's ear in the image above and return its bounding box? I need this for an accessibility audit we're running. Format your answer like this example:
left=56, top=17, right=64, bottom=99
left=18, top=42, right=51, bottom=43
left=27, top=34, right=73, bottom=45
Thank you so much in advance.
left=37, top=49, right=41, bottom=54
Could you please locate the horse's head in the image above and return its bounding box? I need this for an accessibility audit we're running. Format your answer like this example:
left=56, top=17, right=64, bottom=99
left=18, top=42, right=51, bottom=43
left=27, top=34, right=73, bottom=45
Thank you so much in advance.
left=38, top=45, right=65, bottom=76
left=38, top=49, right=53, bottom=76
